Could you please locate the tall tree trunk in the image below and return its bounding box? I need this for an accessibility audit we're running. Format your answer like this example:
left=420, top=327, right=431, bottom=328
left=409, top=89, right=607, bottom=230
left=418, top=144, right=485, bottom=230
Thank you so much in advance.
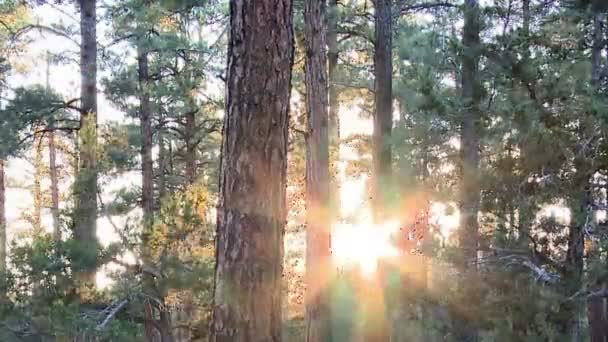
left=0, top=160, right=6, bottom=296
left=328, top=0, right=339, bottom=148
left=49, top=132, right=60, bottom=240
left=185, top=109, right=197, bottom=184
left=517, top=0, right=534, bottom=247
left=211, top=0, right=294, bottom=340
left=327, top=0, right=340, bottom=225
left=458, top=0, right=481, bottom=265
left=138, top=36, right=174, bottom=342
left=457, top=1, right=481, bottom=340
left=588, top=12, right=607, bottom=342
left=365, top=1, right=394, bottom=340
left=48, top=51, right=61, bottom=241
left=372, top=0, right=393, bottom=223
left=304, top=0, right=332, bottom=341
left=74, top=0, right=98, bottom=285
left=158, top=124, right=167, bottom=202
left=32, top=136, right=43, bottom=233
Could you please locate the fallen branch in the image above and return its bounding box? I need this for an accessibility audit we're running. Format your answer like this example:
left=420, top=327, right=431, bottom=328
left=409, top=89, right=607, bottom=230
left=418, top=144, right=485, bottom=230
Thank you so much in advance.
left=96, top=298, right=131, bottom=331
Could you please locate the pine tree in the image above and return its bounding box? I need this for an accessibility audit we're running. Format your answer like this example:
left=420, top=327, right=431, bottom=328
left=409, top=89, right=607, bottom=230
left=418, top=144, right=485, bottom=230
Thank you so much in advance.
left=73, top=0, right=99, bottom=287
left=304, top=0, right=332, bottom=340
left=212, top=0, right=294, bottom=340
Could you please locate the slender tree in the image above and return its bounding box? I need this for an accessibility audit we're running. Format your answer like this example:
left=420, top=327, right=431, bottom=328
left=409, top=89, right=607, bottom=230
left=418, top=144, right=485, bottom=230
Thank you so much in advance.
left=211, top=0, right=294, bottom=340
left=0, top=160, right=5, bottom=290
left=372, top=0, right=393, bottom=222
left=304, top=0, right=332, bottom=340
left=587, top=11, right=607, bottom=342
left=73, top=0, right=98, bottom=285
left=458, top=0, right=481, bottom=263
left=46, top=52, right=61, bottom=241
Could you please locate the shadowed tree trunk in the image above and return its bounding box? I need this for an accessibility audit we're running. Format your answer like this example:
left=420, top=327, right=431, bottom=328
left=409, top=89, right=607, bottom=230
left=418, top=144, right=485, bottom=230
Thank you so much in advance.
left=365, top=0, right=393, bottom=340
left=372, top=0, right=393, bottom=223
left=328, top=0, right=340, bottom=227
left=0, top=160, right=5, bottom=295
left=211, top=0, right=294, bottom=341
left=185, top=109, right=197, bottom=184
left=304, top=0, right=332, bottom=341
left=32, top=136, right=43, bottom=233
left=457, top=0, right=481, bottom=340
left=588, top=11, right=607, bottom=342
left=458, top=0, right=481, bottom=266
left=74, top=0, right=98, bottom=285
left=49, top=127, right=60, bottom=241
left=138, top=21, right=174, bottom=340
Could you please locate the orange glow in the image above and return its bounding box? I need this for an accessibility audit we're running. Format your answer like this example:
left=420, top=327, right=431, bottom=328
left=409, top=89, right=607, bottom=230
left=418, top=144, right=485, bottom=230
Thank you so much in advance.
left=331, top=211, right=401, bottom=277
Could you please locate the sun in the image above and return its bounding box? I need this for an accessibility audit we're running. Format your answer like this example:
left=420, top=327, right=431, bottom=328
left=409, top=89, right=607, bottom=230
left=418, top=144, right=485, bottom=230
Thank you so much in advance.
left=331, top=212, right=401, bottom=277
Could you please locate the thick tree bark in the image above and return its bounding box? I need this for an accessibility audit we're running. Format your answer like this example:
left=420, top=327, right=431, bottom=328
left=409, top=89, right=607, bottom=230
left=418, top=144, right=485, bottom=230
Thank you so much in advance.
left=328, top=0, right=339, bottom=147
left=458, top=0, right=481, bottom=263
left=304, top=0, right=332, bottom=341
left=328, top=0, right=340, bottom=224
left=211, top=1, right=294, bottom=340
left=372, top=0, right=393, bottom=222
left=74, top=0, right=98, bottom=285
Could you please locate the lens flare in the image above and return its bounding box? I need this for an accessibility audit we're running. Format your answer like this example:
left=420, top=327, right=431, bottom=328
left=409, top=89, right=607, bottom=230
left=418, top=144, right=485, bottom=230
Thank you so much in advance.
left=331, top=212, right=401, bottom=277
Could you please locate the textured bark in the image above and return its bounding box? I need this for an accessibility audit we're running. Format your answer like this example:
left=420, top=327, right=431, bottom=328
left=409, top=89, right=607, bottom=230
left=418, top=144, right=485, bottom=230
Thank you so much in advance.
left=372, top=0, right=393, bottom=222
left=304, top=0, right=332, bottom=341
left=138, top=45, right=154, bottom=243
left=211, top=0, right=294, bottom=341
left=0, top=160, right=5, bottom=287
left=327, top=0, right=340, bottom=224
left=49, top=129, right=60, bottom=241
left=74, top=0, right=98, bottom=284
left=458, top=0, right=481, bottom=263
left=328, top=0, right=339, bottom=147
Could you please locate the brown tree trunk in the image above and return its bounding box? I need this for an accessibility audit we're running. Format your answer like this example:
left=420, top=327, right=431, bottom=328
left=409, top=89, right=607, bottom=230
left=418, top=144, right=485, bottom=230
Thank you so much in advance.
left=138, top=46, right=154, bottom=255
left=458, top=0, right=481, bottom=264
left=456, top=1, right=481, bottom=340
left=185, top=109, right=197, bottom=184
left=365, top=1, right=394, bottom=340
left=588, top=12, right=607, bottom=342
left=49, top=129, right=60, bottom=241
left=0, top=160, right=6, bottom=292
left=138, top=34, right=174, bottom=341
left=328, top=0, right=339, bottom=147
left=328, top=0, right=340, bottom=224
left=32, top=136, right=43, bottom=233
left=304, top=0, right=332, bottom=341
left=74, top=0, right=98, bottom=285
left=372, top=0, right=393, bottom=223
left=211, top=0, right=294, bottom=340
left=158, top=125, right=167, bottom=202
